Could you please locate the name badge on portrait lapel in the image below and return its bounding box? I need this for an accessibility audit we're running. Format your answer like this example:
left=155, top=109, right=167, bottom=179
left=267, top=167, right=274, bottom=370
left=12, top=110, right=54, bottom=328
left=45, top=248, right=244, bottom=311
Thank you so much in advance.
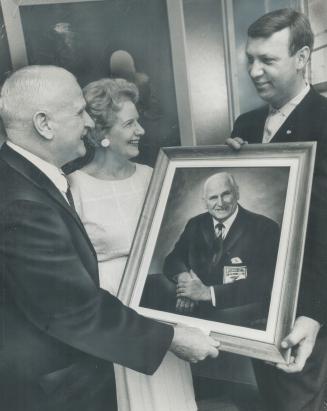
left=223, top=257, right=247, bottom=284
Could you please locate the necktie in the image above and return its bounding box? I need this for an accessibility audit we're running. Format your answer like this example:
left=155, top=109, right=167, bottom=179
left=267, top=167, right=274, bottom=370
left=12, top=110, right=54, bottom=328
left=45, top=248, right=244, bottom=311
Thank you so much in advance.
left=66, top=184, right=76, bottom=211
left=215, top=222, right=225, bottom=239
left=212, top=222, right=225, bottom=267
left=62, top=173, right=76, bottom=211
left=263, top=107, right=287, bottom=144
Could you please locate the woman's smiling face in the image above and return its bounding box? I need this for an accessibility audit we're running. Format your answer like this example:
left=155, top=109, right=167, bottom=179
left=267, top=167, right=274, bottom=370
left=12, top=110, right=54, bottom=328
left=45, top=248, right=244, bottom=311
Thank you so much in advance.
left=106, top=100, right=144, bottom=159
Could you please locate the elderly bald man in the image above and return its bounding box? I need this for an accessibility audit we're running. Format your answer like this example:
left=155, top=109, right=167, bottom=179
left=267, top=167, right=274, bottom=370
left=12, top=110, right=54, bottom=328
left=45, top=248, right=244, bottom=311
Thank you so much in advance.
left=0, top=65, right=219, bottom=411
left=164, top=172, right=280, bottom=327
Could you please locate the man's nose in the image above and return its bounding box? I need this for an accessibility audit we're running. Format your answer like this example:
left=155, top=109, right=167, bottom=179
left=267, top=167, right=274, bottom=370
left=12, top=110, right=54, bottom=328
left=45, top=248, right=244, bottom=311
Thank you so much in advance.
left=84, top=111, right=95, bottom=129
left=248, top=60, right=264, bottom=79
left=216, top=196, right=223, bottom=207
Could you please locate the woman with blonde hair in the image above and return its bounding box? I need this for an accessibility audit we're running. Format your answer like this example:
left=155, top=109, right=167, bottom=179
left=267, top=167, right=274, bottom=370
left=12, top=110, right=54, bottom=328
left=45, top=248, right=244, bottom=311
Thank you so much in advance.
left=69, top=78, right=197, bottom=411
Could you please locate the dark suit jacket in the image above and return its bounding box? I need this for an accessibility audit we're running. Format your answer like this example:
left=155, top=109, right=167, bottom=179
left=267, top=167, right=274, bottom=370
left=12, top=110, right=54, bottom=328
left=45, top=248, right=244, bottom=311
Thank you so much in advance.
left=0, top=144, right=173, bottom=411
left=231, top=87, right=327, bottom=326
left=164, top=206, right=280, bottom=326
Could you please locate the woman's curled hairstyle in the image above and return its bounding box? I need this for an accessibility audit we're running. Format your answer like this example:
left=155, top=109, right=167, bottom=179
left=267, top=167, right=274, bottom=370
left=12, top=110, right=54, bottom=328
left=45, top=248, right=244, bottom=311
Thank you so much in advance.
left=83, top=78, right=139, bottom=147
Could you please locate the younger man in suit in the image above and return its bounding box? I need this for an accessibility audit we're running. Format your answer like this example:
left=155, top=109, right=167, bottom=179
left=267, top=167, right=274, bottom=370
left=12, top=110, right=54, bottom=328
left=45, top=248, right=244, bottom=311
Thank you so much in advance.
left=227, top=8, right=327, bottom=411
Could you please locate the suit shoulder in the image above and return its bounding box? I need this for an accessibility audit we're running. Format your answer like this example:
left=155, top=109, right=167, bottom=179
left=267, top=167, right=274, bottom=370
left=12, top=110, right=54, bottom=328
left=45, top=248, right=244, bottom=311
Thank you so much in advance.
left=241, top=207, right=279, bottom=229
left=232, top=106, right=268, bottom=141
left=311, top=88, right=327, bottom=106
left=305, top=89, right=327, bottom=118
left=185, top=212, right=210, bottom=227
left=315, top=93, right=327, bottom=118
left=234, top=106, right=267, bottom=126
left=0, top=159, right=52, bottom=212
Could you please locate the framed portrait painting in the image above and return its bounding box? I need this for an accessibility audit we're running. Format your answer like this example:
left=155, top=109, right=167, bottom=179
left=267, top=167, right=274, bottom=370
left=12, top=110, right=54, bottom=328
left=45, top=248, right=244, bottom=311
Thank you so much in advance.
left=118, top=142, right=316, bottom=364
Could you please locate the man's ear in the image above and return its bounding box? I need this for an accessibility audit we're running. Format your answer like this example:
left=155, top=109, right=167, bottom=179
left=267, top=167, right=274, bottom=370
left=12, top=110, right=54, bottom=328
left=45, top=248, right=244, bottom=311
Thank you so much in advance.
left=296, top=46, right=310, bottom=71
left=33, top=111, right=54, bottom=141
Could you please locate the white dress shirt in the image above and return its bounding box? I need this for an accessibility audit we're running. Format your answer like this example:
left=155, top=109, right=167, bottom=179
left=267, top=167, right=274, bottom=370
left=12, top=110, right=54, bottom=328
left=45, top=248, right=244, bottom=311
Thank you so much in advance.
left=262, top=84, right=310, bottom=143
left=7, top=141, right=70, bottom=203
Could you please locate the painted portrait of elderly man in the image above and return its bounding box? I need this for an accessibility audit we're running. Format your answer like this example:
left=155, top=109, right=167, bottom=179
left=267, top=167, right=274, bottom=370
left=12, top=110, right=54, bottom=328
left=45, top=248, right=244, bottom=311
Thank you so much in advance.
left=141, top=167, right=288, bottom=330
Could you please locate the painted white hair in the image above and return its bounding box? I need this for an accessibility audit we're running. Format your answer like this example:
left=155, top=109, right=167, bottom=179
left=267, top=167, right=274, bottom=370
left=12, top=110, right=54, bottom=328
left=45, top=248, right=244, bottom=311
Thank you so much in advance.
left=202, top=172, right=239, bottom=199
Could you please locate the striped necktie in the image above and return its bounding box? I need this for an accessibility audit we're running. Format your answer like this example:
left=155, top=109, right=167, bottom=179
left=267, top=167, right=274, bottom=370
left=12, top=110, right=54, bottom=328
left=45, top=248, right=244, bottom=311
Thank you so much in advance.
left=211, top=222, right=225, bottom=267
left=62, top=173, right=76, bottom=211
left=215, top=222, right=225, bottom=239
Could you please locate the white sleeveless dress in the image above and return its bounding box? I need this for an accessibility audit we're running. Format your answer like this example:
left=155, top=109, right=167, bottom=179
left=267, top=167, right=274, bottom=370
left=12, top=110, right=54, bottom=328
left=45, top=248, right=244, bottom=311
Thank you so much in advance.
left=69, top=164, right=197, bottom=411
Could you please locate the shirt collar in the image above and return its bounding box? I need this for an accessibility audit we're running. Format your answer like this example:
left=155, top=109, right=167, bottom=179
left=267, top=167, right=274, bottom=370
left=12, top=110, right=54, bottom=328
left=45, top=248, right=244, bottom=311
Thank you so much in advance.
left=7, top=141, right=68, bottom=193
left=212, top=205, right=239, bottom=235
left=270, top=84, right=310, bottom=117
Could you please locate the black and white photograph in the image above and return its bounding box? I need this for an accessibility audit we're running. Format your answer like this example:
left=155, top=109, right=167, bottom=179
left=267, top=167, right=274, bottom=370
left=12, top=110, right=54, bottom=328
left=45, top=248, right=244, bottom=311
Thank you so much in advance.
left=1, top=1, right=327, bottom=411
left=119, top=143, right=315, bottom=365
left=142, top=166, right=286, bottom=330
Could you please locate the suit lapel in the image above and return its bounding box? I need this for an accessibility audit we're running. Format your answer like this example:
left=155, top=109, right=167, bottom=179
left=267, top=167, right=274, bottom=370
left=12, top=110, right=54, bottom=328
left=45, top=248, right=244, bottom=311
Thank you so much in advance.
left=223, top=206, right=246, bottom=254
left=0, top=144, right=97, bottom=257
left=271, top=87, right=317, bottom=143
left=272, top=110, right=301, bottom=143
left=200, top=213, right=217, bottom=251
left=240, top=106, right=268, bottom=143
left=200, top=210, right=247, bottom=259
left=200, top=214, right=226, bottom=278
left=253, top=107, right=269, bottom=142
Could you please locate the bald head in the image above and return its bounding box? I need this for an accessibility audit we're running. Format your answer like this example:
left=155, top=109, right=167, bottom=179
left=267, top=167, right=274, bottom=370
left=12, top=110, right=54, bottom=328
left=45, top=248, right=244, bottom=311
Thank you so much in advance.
left=0, top=65, right=79, bottom=129
left=203, top=172, right=239, bottom=222
left=0, top=65, right=94, bottom=167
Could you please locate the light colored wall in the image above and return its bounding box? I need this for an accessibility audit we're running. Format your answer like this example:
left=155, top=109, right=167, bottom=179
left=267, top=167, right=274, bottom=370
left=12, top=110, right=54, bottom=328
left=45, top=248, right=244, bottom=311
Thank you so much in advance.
left=182, top=0, right=230, bottom=145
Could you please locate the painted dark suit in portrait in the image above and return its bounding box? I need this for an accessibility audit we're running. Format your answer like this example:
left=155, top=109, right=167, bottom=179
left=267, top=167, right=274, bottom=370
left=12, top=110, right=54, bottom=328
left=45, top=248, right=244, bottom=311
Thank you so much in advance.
left=164, top=205, right=280, bottom=329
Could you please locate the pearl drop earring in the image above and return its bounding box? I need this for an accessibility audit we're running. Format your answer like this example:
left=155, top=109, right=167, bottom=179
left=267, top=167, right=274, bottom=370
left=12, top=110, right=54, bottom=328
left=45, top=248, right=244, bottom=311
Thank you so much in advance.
left=101, top=138, right=110, bottom=148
